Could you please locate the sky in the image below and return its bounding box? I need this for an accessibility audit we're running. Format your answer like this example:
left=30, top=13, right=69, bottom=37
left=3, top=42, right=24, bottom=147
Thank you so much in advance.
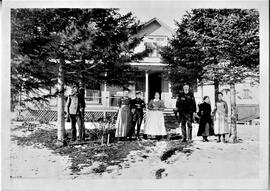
left=119, top=7, right=187, bottom=29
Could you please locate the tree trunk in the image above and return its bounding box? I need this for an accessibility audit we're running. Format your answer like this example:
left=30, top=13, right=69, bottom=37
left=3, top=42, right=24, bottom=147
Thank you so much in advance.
left=200, top=80, right=204, bottom=102
left=57, top=59, right=65, bottom=145
left=214, top=79, right=219, bottom=102
left=230, top=83, right=237, bottom=143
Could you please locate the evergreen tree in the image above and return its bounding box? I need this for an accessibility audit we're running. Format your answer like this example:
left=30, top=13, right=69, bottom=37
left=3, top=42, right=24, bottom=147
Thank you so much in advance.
left=161, top=9, right=259, bottom=142
left=11, top=8, right=149, bottom=144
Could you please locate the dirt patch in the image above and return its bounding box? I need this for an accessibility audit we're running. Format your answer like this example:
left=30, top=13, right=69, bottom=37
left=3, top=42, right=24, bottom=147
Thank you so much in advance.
left=160, top=141, right=192, bottom=161
left=155, top=168, right=166, bottom=179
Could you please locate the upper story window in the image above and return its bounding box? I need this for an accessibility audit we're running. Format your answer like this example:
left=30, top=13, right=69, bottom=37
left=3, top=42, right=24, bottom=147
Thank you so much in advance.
left=144, top=36, right=167, bottom=57
left=242, top=89, right=251, bottom=99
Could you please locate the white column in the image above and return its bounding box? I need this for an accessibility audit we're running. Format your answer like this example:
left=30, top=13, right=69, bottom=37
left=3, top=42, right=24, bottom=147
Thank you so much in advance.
left=168, top=81, right=172, bottom=93
left=145, top=70, right=149, bottom=104
left=104, top=81, right=107, bottom=93
left=104, top=82, right=108, bottom=107
left=104, top=72, right=109, bottom=107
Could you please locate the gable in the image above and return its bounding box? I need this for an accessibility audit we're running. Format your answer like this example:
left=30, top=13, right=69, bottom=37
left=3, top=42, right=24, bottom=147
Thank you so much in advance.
left=136, top=18, right=174, bottom=38
left=136, top=20, right=161, bottom=38
left=149, top=26, right=173, bottom=37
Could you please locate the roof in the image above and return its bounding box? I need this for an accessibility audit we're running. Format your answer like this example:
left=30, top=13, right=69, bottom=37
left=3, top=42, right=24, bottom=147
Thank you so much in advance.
left=141, top=17, right=174, bottom=34
left=135, top=17, right=174, bottom=38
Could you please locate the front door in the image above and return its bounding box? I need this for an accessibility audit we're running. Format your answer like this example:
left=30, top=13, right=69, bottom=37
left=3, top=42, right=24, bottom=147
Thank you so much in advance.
left=149, top=72, right=161, bottom=101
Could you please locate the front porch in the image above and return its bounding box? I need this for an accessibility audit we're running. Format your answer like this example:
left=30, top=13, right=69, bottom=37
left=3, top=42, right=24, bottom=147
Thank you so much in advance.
left=85, top=62, right=176, bottom=110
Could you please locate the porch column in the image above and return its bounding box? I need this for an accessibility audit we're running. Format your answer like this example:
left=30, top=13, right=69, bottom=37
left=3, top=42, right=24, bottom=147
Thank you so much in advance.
left=145, top=70, right=149, bottom=104
left=168, top=81, right=172, bottom=93
left=104, top=72, right=109, bottom=107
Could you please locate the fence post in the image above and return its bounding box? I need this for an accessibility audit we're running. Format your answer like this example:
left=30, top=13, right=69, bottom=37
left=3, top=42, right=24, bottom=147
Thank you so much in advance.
left=103, top=111, right=106, bottom=121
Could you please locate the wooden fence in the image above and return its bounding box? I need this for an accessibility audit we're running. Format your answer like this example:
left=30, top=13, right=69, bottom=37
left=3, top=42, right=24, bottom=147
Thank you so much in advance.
left=15, top=109, right=118, bottom=122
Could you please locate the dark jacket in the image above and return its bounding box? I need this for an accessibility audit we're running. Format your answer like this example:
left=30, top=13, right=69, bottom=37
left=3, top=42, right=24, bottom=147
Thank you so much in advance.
left=130, top=97, right=145, bottom=122
left=176, top=92, right=196, bottom=114
left=78, top=88, right=86, bottom=109
left=130, top=98, right=145, bottom=113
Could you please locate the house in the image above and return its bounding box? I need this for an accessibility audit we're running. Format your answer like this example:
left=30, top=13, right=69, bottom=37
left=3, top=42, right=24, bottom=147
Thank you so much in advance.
left=75, top=17, right=177, bottom=110
left=14, top=18, right=260, bottom=123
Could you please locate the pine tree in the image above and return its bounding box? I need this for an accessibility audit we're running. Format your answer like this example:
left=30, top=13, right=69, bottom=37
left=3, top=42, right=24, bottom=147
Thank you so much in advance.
left=161, top=9, right=259, bottom=143
left=11, top=8, right=149, bottom=145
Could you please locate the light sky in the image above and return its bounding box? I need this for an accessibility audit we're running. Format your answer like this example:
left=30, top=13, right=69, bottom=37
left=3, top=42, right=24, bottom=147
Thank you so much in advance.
left=119, top=7, right=188, bottom=29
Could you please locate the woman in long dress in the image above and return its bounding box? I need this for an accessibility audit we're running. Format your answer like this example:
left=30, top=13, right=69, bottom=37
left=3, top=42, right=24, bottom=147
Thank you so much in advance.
left=197, top=96, right=214, bottom=142
left=115, top=89, right=132, bottom=140
left=144, top=92, right=167, bottom=140
left=213, top=92, right=229, bottom=143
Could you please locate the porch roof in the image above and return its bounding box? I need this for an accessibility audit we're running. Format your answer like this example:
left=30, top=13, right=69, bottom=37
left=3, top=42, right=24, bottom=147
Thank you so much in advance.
left=130, top=62, right=167, bottom=72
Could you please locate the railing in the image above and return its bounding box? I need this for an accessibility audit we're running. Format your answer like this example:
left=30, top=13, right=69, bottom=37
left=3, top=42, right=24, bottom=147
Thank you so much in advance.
left=14, top=108, right=118, bottom=122
left=13, top=107, right=176, bottom=122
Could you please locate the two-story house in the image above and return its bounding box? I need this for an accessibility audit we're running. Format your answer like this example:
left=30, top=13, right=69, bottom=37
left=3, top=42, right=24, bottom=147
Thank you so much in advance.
left=15, top=17, right=259, bottom=124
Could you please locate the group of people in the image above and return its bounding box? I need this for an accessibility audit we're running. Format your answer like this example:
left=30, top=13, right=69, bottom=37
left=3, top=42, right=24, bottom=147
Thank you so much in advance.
left=115, top=83, right=229, bottom=143
left=175, top=84, right=229, bottom=143
left=115, top=89, right=166, bottom=141
left=65, top=82, right=229, bottom=143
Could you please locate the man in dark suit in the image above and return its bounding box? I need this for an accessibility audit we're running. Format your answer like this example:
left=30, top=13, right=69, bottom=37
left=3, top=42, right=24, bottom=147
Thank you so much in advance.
left=130, top=91, right=145, bottom=140
left=176, top=83, right=197, bottom=142
left=66, top=84, right=85, bottom=142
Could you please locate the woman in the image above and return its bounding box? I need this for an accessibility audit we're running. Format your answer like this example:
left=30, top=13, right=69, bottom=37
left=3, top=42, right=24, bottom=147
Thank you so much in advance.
left=115, top=89, right=132, bottom=140
left=144, top=92, right=167, bottom=140
left=213, top=92, right=229, bottom=143
left=197, top=96, right=214, bottom=142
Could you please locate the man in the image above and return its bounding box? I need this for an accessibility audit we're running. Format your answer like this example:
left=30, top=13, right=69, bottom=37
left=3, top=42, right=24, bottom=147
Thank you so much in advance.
left=78, top=82, right=86, bottom=141
left=130, top=91, right=145, bottom=140
left=66, top=84, right=85, bottom=142
left=176, top=83, right=197, bottom=142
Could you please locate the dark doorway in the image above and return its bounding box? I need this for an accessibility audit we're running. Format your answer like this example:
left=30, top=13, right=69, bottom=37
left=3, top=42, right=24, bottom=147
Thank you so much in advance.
left=149, top=72, right=161, bottom=101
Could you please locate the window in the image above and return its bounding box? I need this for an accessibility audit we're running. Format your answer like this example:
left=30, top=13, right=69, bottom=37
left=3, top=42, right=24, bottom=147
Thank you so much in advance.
left=85, top=83, right=102, bottom=104
left=144, top=42, right=161, bottom=57
left=242, top=89, right=251, bottom=99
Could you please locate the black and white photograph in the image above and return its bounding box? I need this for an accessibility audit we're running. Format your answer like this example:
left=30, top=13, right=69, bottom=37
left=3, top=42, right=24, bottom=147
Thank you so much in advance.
left=1, top=0, right=269, bottom=190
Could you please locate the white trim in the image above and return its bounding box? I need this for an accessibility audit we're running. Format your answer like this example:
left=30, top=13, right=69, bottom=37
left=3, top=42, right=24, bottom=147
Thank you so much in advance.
left=130, top=62, right=167, bottom=66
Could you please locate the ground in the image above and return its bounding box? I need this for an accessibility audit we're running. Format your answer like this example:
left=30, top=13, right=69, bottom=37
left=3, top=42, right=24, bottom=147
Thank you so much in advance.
left=9, top=121, right=259, bottom=180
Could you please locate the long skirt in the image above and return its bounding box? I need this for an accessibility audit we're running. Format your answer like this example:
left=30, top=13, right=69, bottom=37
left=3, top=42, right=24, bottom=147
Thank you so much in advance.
left=144, top=110, right=167, bottom=136
left=197, top=118, right=214, bottom=137
left=115, top=105, right=132, bottom=137
left=214, top=113, right=229, bottom=135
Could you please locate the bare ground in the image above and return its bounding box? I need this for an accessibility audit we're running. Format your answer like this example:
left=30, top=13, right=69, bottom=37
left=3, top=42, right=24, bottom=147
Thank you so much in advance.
left=10, top=121, right=259, bottom=180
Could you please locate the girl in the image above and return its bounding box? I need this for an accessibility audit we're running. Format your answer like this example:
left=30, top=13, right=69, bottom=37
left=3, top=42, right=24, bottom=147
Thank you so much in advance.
left=213, top=92, right=229, bottom=143
left=197, top=96, right=214, bottom=142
